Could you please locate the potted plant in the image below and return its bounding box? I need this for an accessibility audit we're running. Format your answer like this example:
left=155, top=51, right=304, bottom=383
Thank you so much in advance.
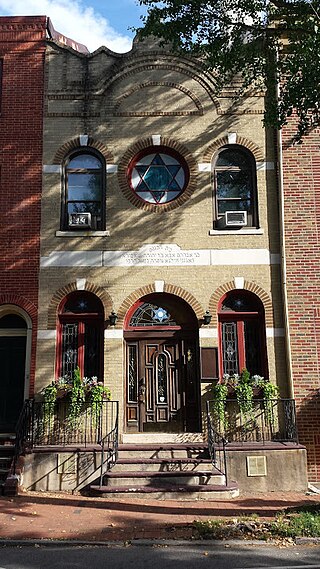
left=42, top=367, right=111, bottom=428
left=212, top=369, right=280, bottom=432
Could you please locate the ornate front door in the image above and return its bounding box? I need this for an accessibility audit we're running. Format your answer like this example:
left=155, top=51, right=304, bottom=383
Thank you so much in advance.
left=126, top=338, right=200, bottom=433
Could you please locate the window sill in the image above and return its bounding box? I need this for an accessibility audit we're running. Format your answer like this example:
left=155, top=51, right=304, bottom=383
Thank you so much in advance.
left=55, top=230, right=110, bottom=237
left=209, top=228, right=264, bottom=236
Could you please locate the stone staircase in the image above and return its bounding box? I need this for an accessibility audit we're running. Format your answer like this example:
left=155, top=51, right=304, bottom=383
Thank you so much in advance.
left=0, top=433, right=15, bottom=494
left=91, top=437, right=239, bottom=500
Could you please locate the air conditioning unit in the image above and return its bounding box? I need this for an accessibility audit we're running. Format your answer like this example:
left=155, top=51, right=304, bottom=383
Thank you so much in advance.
left=68, top=212, right=92, bottom=228
left=225, top=211, right=247, bottom=226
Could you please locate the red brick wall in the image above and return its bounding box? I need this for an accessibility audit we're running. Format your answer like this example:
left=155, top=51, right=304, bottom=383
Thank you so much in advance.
left=0, top=17, right=47, bottom=393
left=282, top=121, right=320, bottom=480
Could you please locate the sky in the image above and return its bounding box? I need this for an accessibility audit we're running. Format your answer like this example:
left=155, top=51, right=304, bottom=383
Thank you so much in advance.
left=0, top=0, right=148, bottom=53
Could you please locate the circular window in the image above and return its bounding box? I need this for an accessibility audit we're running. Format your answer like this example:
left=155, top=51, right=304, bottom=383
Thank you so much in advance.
left=128, top=147, right=189, bottom=205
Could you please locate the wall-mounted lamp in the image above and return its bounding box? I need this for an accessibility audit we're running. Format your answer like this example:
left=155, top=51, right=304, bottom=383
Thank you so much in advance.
left=109, top=311, right=118, bottom=326
left=203, top=310, right=212, bottom=325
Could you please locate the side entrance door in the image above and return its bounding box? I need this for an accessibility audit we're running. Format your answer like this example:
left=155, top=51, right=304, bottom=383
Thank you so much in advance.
left=0, top=335, right=26, bottom=431
left=126, top=337, right=200, bottom=433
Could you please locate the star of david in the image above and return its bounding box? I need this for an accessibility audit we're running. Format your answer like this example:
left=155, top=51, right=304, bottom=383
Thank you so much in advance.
left=134, top=154, right=183, bottom=203
left=152, top=307, right=169, bottom=323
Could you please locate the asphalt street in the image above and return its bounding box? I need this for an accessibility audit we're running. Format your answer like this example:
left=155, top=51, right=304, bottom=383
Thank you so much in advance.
left=0, top=543, right=320, bottom=569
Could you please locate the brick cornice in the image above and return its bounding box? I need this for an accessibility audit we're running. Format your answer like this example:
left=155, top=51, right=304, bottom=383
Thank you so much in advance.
left=47, top=282, right=113, bottom=328
left=118, top=137, right=198, bottom=213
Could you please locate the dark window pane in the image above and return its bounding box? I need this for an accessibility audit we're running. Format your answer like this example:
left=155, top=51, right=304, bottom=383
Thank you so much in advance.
left=68, top=202, right=102, bottom=216
left=216, top=149, right=250, bottom=169
left=222, top=321, right=239, bottom=376
left=217, top=200, right=251, bottom=214
left=68, top=173, right=102, bottom=200
left=217, top=171, right=251, bottom=199
left=68, top=155, right=101, bottom=169
left=0, top=315, right=27, bottom=329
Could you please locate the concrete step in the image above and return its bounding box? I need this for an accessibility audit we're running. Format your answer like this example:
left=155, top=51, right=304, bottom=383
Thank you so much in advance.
left=113, top=457, right=212, bottom=472
left=102, top=469, right=225, bottom=487
left=121, top=433, right=205, bottom=444
left=118, top=443, right=209, bottom=460
left=90, top=482, right=239, bottom=500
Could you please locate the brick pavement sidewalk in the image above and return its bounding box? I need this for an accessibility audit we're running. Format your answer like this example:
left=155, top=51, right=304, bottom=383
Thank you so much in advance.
left=1, top=491, right=320, bottom=542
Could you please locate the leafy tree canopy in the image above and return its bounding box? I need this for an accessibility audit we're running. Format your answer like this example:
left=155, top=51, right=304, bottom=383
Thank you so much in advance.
left=136, top=0, right=320, bottom=139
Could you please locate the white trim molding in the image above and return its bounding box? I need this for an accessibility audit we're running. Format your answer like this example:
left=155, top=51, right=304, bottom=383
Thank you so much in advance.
left=106, top=165, right=118, bottom=174
left=37, top=330, right=57, bottom=340
left=198, top=163, right=211, bottom=172
left=266, top=328, right=285, bottom=338
left=256, top=161, right=275, bottom=170
left=199, top=328, right=218, bottom=338
left=41, top=246, right=280, bottom=267
left=152, top=135, right=161, bottom=145
left=104, top=329, right=124, bottom=339
left=43, top=165, right=61, bottom=174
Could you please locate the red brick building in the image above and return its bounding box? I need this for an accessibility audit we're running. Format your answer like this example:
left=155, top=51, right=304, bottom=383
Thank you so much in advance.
left=0, top=16, right=46, bottom=429
left=281, top=123, right=320, bottom=481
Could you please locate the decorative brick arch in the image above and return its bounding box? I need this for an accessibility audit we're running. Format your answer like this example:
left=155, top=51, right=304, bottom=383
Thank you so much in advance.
left=52, top=136, right=115, bottom=164
left=113, top=81, right=204, bottom=116
left=209, top=281, right=273, bottom=327
left=0, top=293, right=37, bottom=321
left=47, top=282, right=113, bottom=328
left=118, top=137, right=198, bottom=212
left=202, top=135, right=265, bottom=163
left=117, top=283, right=204, bottom=327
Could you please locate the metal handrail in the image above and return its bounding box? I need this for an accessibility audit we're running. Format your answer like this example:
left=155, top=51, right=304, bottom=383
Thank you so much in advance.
left=207, top=397, right=298, bottom=444
left=13, top=399, right=34, bottom=473
left=99, top=401, right=119, bottom=487
left=206, top=400, right=228, bottom=486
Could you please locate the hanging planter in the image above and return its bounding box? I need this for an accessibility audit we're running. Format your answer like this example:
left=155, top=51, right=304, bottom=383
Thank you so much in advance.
left=42, top=367, right=111, bottom=428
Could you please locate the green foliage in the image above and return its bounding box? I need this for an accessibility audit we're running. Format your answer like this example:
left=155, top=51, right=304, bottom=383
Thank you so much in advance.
left=68, top=367, right=86, bottom=429
left=212, top=382, right=228, bottom=432
left=42, top=368, right=111, bottom=430
left=136, top=0, right=320, bottom=139
left=193, top=511, right=320, bottom=540
left=42, top=383, right=57, bottom=423
left=270, top=511, right=320, bottom=538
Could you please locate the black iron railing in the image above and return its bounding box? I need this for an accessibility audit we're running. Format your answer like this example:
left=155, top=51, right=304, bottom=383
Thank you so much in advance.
left=206, top=401, right=228, bottom=486
left=207, top=398, right=298, bottom=444
left=13, top=399, right=34, bottom=472
left=14, top=398, right=119, bottom=473
left=99, top=401, right=119, bottom=486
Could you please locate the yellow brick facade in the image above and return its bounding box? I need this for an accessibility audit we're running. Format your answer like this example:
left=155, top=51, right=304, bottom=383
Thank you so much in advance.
left=37, top=35, right=288, bottom=435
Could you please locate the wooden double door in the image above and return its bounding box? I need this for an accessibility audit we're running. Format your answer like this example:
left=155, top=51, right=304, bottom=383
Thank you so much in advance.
left=126, top=336, right=200, bottom=433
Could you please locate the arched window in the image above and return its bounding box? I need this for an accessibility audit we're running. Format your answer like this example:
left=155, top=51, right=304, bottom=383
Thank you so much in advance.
left=218, top=291, right=268, bottom=378
left=62, top=150, right=105, bottom=230
left=213, top=146, right=258, bottom=229
left=57, top=292, right=104, bottom=379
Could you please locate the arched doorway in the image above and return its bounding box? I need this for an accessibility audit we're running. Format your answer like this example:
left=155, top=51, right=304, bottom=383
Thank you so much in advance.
left=56, top=291, right=104, bottom=380
left=218, top=290, right=268, bottom=378
left=0, top=308, right=31, bottom=431
left=124, top=293, right=200, bottom=433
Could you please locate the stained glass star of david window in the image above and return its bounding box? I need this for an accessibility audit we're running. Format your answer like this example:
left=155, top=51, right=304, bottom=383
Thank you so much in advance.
left=129, top=151, right=188, bottom=204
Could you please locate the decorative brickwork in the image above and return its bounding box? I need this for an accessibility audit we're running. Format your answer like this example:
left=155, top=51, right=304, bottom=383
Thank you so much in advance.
left=118, top=137, right=198, bottom=212
left=53, top=136, right=114, bottom=164
left=209, top=281, right=273, bottom=327
left=114, top=81, right=203, bottom=116
left=47, top=282, right=113, bottom=328
left=203, top=135, right=265, bottom=163
left=117, top=283, right=203, bottom=327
